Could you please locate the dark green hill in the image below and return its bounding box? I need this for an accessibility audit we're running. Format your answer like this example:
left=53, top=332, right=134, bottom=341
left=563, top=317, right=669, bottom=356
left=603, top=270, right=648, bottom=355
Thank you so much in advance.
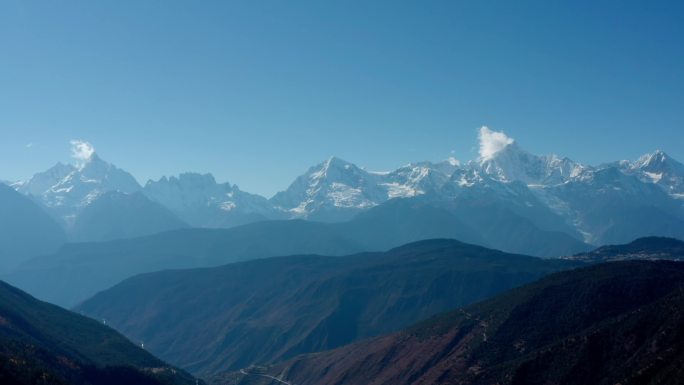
left=0, top=280, right=196, bottom=385
left=235, top=260, right=684, bottom=385
left=76, top=239, right=575, bottom=376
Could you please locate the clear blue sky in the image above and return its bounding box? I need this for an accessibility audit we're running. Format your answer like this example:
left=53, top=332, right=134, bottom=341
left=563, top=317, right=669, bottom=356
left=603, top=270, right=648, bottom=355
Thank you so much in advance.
left=1, top=1, right=682, bottom=196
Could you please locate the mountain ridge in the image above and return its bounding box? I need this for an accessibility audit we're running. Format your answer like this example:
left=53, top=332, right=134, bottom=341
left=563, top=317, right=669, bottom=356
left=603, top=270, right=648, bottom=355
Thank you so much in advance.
left=223, top=260, right=684, bottom=385
left=75, top=238, right=577, bottom=376
left=8, top=129, right=684, bottom=246
left=0, top=279, right=197, bottom=385
left=3, top=199, right=589, bottom=308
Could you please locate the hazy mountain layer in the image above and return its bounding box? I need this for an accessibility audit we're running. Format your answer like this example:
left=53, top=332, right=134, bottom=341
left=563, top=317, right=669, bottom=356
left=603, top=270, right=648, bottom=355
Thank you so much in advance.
left=0, top=184, right=66, bottom=273
left=4, top=199, right=587, bottom=308
left=70, top=191, right=188, bottom=242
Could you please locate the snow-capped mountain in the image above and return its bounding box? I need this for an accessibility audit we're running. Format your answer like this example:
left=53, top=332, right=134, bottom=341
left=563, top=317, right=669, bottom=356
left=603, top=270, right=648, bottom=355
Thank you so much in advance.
left=13, top=162, right=75, bottom=197
left=546, top=165, right=684, bottom=244
left=143, top=173, right=281, bottom=228
left=621, top=150, right=684, bottom=197
left=270, top=157, right=388, bottom=221
left=474, top=127, right=584, bottom=185
left=382, top=159, right=459, bottom=198
left=269, top=156, right=459, bottom=221
left=14, top=153, right=141, bottom=225
left=268, top=127, right=684, bottom=245
left=8, top=129, right=684, bottom=248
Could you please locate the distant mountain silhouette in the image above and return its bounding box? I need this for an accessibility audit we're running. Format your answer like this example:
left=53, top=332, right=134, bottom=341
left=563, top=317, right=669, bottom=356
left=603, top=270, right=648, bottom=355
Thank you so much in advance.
left=70, top=191, right=188, bottom=242
left=4, top=199, right=589, bottom=308
left=3, top=221, right=365, bottom=307
left=143, top=173, right=283, bottom=228
left=0, top=184, right=65, bottom=272
left=564, top=236, right=684, bottom=262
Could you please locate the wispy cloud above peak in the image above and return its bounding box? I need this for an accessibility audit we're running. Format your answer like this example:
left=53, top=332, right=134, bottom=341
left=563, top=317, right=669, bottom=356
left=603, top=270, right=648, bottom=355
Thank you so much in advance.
left=478, top=126, right=514, bottom=161
left=70, top=140, right=95, bottom=162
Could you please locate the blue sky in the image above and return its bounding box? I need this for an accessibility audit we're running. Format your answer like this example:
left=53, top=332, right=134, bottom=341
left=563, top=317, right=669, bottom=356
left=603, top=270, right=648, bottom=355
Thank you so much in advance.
left=1, top=1, right=682, bottom=196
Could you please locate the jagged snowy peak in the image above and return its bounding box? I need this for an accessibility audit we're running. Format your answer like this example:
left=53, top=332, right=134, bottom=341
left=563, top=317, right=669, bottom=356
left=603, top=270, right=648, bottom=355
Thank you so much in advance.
left=624, top=150, right=684, bottom=196
left=7, top=131, right=684, bottom=246
left=563, top=166, right=670, bottom=198
left=270, top=157, right=460, bottom=220
left=382, top=160, right=458, bottom=198
left=144, top=173, right=237, bottom=212
left=544, top=165, right=684, bottom=244
left=13, top=162, right=75, bottom=197
left=143, top=172, right=280, bottom=227
left=270, top=157, right=387, bottom=220
left=474, top=127, right=584, bottom=185
left=14, top=152, right=141, bottom=225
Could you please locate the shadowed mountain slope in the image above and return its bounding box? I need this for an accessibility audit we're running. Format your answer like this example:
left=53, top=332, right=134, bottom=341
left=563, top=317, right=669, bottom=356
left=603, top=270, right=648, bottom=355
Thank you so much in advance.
left=76, top=239, right=576, bottom=376
left=228, top=260, right=684, bottom=385
left=0, top=280, right=196, bottom=385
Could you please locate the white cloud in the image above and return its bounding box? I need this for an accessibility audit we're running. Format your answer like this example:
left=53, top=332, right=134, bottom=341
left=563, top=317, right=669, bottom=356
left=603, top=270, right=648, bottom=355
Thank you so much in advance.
left=26, top=142, right=34, bottom=149
left=478, top=126, right=514, bottom=160
left=70, top=140, right=95, bottom=161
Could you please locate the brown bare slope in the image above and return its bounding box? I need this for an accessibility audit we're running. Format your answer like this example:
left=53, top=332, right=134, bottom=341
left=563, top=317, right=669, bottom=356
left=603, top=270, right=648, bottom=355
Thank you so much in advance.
left=224, top=261, right=684, bottom=385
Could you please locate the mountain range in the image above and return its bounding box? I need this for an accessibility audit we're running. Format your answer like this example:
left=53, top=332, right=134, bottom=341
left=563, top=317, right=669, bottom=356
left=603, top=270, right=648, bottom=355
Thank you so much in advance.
left=6, top=128, right=684, bottom=247
left=218, top=259, right=684, bottom=385
left=3, top=198, right=588, bottom=308
left=75, top=239, right=576, bottom=376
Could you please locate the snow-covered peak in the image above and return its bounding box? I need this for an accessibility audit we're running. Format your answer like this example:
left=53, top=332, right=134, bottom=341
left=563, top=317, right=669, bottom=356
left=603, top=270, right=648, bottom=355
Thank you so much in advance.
left=14, top=153, right=141, bottom=225
left=74, top=153, right=140, bottom=191
left=632, top=150, right=680, bottom=172
left=270, top=157, right=385, bottom=220
left=144, top=172, right=235, bottom=212
left=475, top=135, right=582, bottom=186
left=148, top=172, right=222, bottom=189
left=270, top=156, right=462, bottom=220
left=625, top=150, right=684, bottom=195
left=314, top=156, right=367, bottom=180
left=143, top=172, right=278, bottom=227
left=14, top=162, right=76, bottom=197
